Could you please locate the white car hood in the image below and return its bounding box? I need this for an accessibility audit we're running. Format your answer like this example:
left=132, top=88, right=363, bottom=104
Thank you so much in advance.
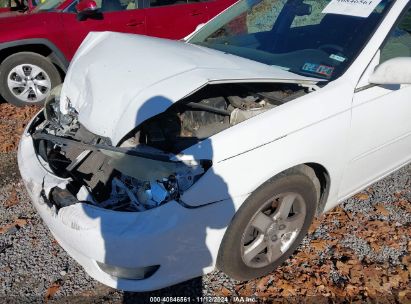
left=61, top=32, right=320, bottom=145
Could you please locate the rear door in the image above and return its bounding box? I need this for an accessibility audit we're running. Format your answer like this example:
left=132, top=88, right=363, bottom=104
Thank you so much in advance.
left=61, top=0, right=146, bottom=58
left=145, top=0, right=209, bottom=39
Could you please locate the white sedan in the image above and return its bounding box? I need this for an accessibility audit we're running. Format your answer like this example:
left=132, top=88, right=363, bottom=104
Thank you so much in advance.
left=18, top=0, right=411, bottom=291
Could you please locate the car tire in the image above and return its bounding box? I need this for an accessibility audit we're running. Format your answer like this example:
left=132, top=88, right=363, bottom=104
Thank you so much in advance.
left=0, top=52, right=62, bottom=107
left=217, top=165, right=320, bottom=281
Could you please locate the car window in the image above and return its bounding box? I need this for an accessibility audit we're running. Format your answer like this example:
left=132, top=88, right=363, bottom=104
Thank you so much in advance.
left=67, top=0, right=137, bottom=12
left=189, top=0, right=394, bottom=81
left=380, top=8, right=411, bottom=63
left=150, top=0, right=187, bottom=7
left=0, top=0, right=10, bottom=8
left=35, top=0, right=65, bottom=11
left=97, top=0, right=137, bottom=11
left=1, top=0, right=29, bottom=8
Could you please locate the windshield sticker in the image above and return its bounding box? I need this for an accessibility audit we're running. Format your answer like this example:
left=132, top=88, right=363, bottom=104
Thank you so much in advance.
left=302, top=63, right=335, bottom=78
left=330, top=54, right=346, bottom=62
left=302, top=63, right=320, bottom=74
left=322, top=0, right=382, bottom=18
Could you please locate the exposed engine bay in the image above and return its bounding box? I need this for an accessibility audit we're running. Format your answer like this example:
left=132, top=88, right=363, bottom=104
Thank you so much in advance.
left=30, top=83, right=309, bottom=212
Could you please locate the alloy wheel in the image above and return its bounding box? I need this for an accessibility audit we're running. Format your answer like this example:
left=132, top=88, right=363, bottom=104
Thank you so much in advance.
left=241, top=192, right=306, bottom=268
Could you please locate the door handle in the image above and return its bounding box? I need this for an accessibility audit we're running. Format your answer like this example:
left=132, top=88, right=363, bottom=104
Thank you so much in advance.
left=190, top=10, right=203, bottom=16
left=127, top=20, right=144, bottom=26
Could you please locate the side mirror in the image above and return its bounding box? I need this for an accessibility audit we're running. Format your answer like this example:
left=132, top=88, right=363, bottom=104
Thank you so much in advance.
left=369, top=57, right=411, bottom=85
left=76, top=0, right=102, bottom=21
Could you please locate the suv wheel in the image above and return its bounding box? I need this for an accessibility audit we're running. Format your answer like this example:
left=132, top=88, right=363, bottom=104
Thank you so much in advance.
left=217, top=166, right=319, bottom=281
left=0, top=52, right=62, bottom=107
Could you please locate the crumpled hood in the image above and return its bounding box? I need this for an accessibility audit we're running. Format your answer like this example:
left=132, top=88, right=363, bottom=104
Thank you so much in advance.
left=61, top=31, right=320, bottom=145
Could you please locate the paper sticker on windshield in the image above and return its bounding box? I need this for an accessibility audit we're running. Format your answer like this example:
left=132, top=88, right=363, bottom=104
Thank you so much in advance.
left=322, top=0, right=382, bottom=18
left=302, top=63, right=334, bottom=78
left=317, top=65, right=335, bottom=77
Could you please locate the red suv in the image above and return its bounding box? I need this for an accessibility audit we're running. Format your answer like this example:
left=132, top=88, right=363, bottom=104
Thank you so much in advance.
left=0, top=0, right=235, bottom=106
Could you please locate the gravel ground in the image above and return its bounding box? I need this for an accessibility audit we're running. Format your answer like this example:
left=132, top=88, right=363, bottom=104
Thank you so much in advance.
left=0, top=103, right=410, bottom=303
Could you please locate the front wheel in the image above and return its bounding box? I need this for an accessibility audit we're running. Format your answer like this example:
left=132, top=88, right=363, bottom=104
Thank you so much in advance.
left=217, top=166, right=319, bottom=281
left=0, top=52, right=62, bottom=107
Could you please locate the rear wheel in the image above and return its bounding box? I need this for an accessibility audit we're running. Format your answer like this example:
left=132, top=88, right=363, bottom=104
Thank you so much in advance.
left=0, top=52, right=61, bottom=107
left=217, top=166, right=319, bottom=281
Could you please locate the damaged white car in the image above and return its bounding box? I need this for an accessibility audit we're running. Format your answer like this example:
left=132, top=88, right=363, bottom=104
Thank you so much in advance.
left=18, top=0, right=411, bottom=291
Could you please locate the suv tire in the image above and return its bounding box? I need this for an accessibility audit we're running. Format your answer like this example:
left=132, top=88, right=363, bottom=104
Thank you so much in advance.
left=0, top=52, right=61, bottom=107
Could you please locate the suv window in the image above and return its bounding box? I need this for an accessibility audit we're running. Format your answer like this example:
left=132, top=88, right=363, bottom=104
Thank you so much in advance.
left=380, top=8, right=411, bottom=62
left=0, top=0, right=10, bottom=8
left=0, top=0, right=21, bottom=8
left=96, top=0, right=137, bottom=11
left=68, top=0, right=137, bottom=12
left=150, top=0, right=187, bottom=7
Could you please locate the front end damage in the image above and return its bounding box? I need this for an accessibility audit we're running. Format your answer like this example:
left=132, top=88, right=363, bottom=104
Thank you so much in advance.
left=31, top=106, right=211, bottom=212
left=30, top=82, right=308, bottom=213
left=18, top=55, right=317, bottom=290
left=19, top=114, right=236, bottom=291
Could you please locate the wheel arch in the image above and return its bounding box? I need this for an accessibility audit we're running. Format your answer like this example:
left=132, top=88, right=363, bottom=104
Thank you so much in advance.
left=0, top=39, right=69, bottom=75
left=262, top=162, right=331, bottom=216
left=303, top=162, right=331, bottom=215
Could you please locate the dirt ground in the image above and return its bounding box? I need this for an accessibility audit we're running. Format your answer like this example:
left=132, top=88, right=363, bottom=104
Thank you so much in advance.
left=0, top=102, right=410, bottom=303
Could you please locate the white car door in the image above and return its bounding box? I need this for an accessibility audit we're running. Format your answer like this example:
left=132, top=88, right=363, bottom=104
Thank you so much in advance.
left=340, top=6, right=411, bottom=198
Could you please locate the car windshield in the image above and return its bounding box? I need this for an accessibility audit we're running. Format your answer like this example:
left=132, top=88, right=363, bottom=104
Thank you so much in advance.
left=34, top=0, right=65, bottom=11
left=188, top=0, right=394, bottom=80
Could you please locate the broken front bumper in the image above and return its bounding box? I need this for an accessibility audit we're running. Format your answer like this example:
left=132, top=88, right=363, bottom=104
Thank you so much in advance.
left=17, top=125, right=237, bottom=291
